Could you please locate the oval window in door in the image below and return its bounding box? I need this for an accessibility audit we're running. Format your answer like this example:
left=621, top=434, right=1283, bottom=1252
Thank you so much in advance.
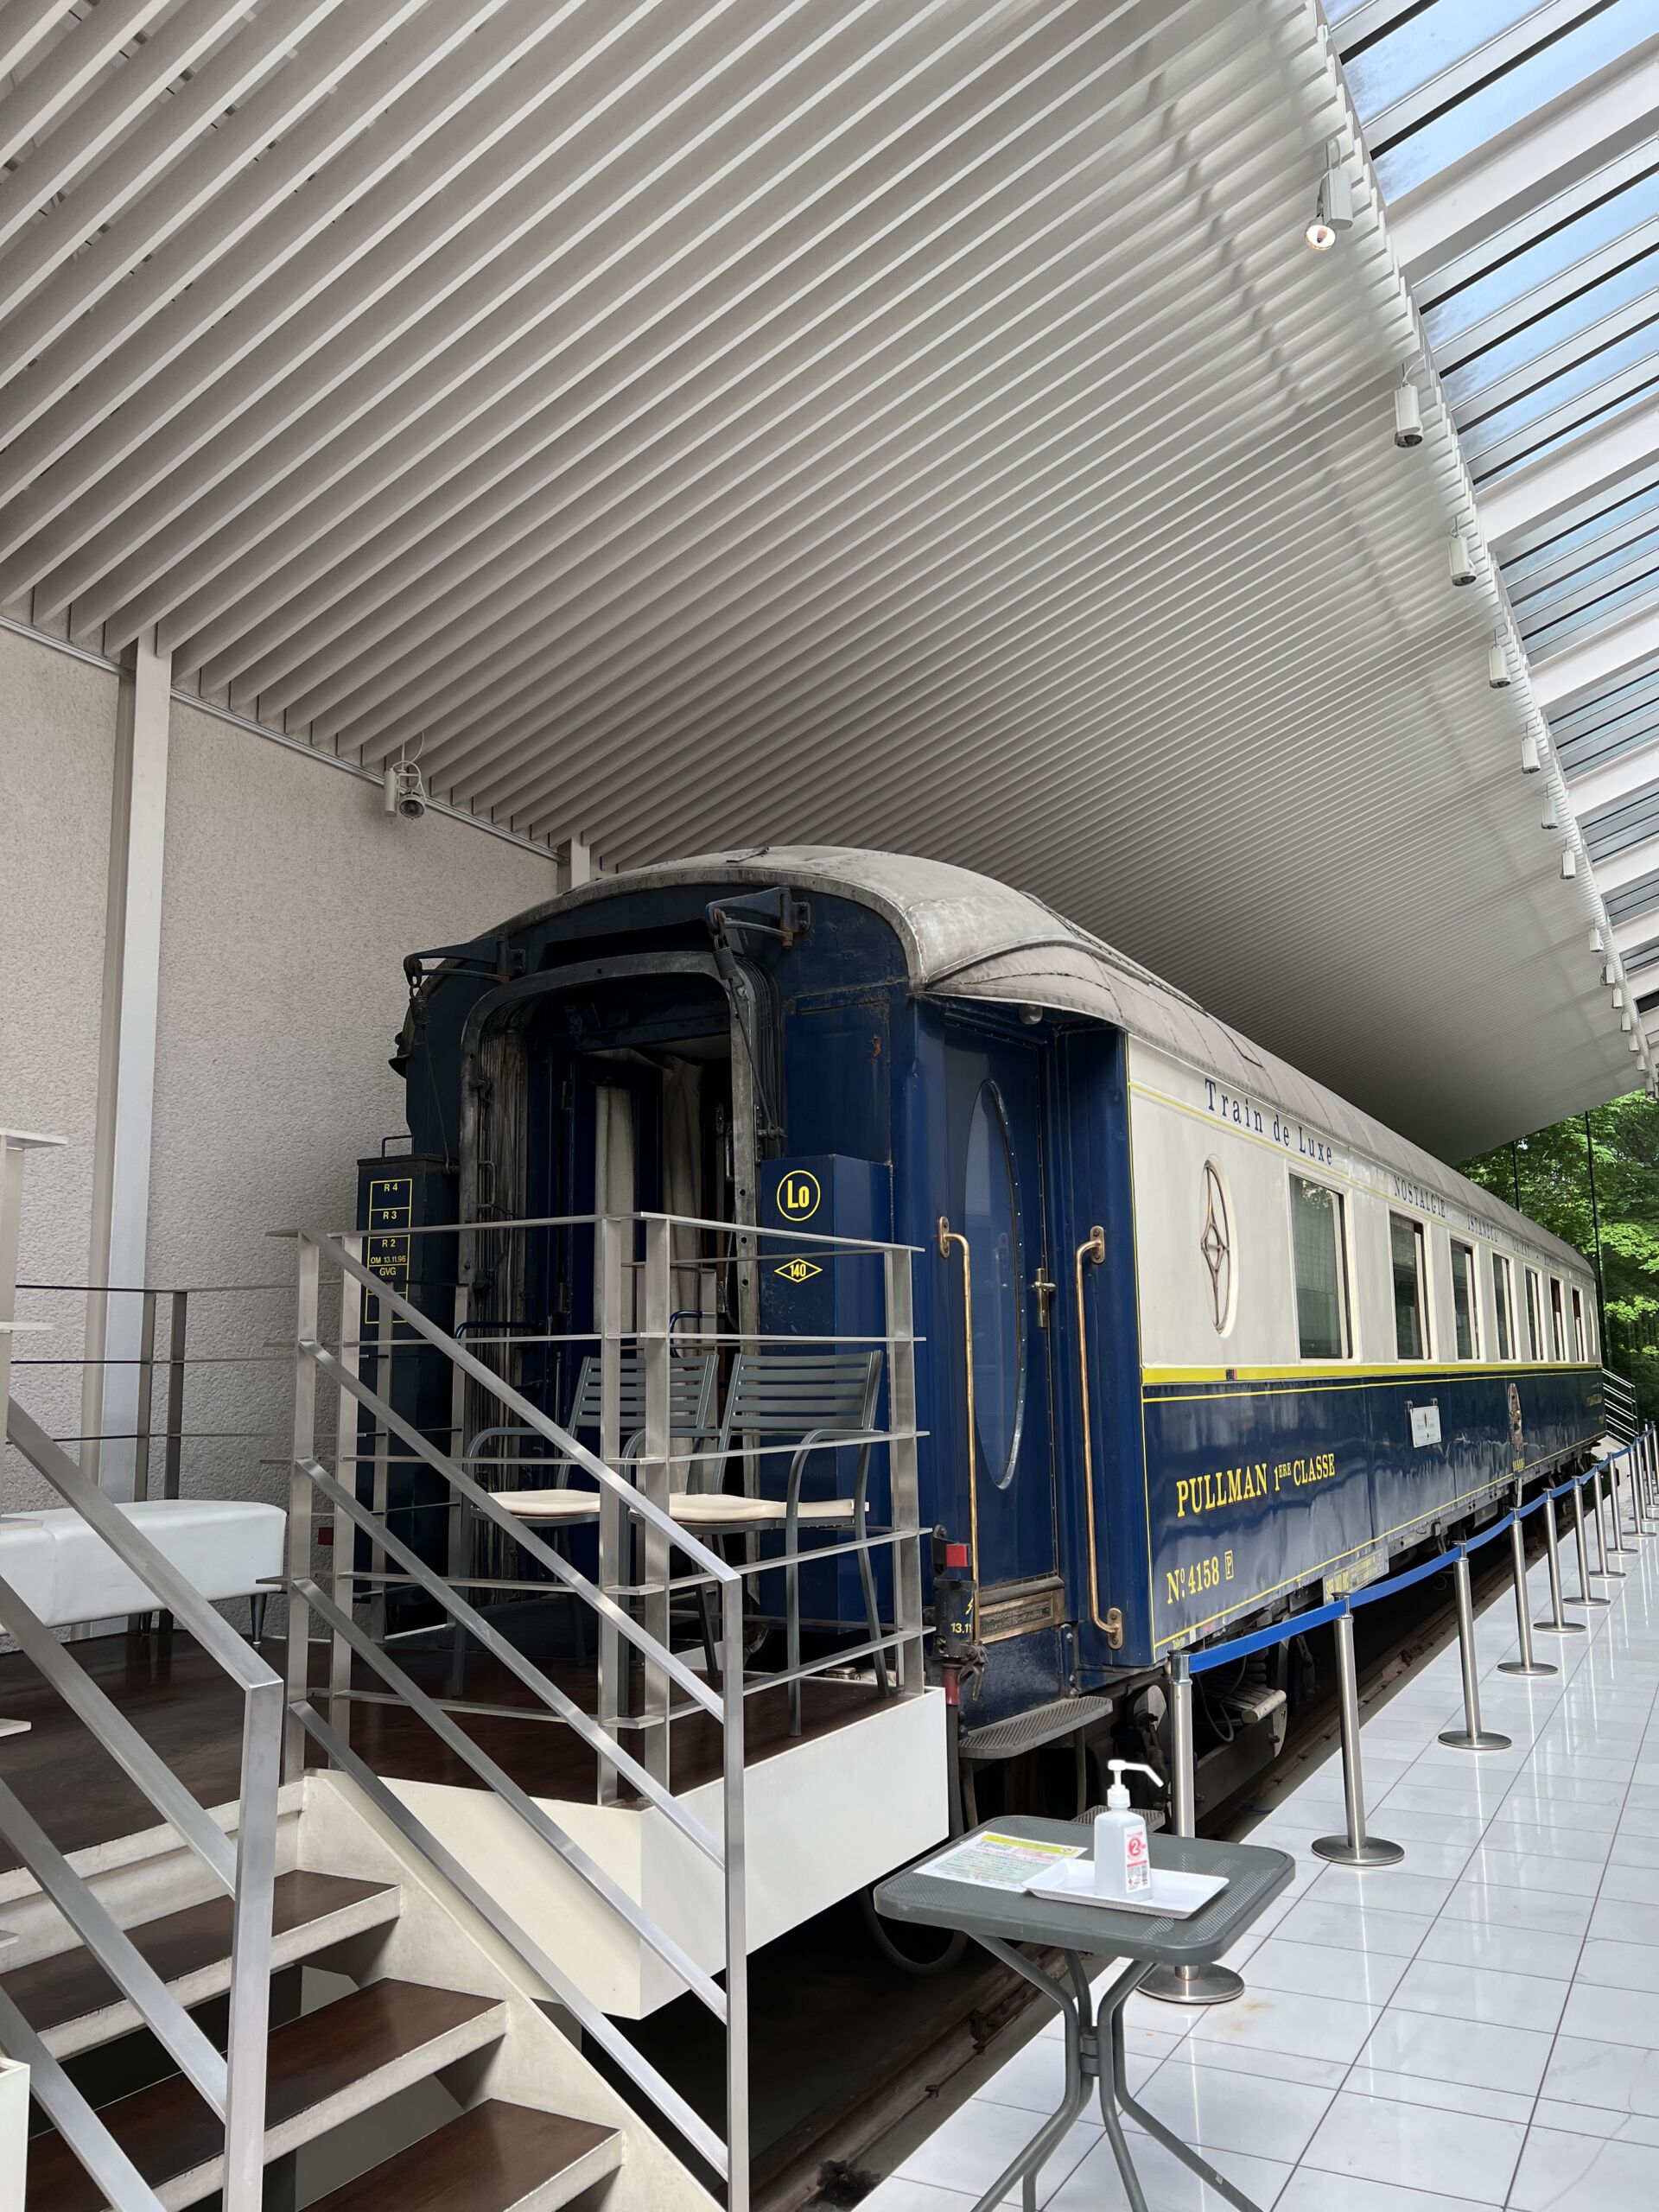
left=964, top=1079, right=1025, bottom=1490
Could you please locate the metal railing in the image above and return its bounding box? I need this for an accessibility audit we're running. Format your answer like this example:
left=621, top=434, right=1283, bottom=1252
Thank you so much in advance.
left=1602, top=1366, right=1639, bottom=1446
left=0, top=1147, right=281, bottom=2212
left=283, top=1210, right=925, bottom=2211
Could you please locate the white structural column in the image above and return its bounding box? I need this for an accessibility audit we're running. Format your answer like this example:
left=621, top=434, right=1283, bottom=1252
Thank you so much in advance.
left=80, top=635, right=172, bottom=1499
left=560, top=834, right=593, bottom=893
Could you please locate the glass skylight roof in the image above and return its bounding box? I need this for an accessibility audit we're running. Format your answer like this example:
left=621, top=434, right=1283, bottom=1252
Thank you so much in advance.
left=1340, top=0, right=1659, bottom=949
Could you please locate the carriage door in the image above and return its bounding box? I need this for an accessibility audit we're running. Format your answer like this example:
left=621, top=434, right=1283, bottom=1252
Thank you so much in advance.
left=944, top=1028, right=1058, bottom=1596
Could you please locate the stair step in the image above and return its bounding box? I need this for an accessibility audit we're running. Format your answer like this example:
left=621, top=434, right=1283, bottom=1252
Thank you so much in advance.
left=308, top=2101, right=624, bottom=2212
left=3, top=1871, right=399, bottom=2056
left=25, top=1980, right=507, bottom=2212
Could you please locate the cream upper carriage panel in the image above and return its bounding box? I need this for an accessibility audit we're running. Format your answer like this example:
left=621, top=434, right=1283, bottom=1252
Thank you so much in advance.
left=1126, top=1032, right=1595, bottom=1378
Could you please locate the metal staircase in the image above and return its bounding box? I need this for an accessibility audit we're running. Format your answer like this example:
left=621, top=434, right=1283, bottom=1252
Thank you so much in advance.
left=0, top=1139, right=935, bottom=2211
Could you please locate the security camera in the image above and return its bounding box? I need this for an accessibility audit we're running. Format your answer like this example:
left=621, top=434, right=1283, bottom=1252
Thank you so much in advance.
left=1393, top=378, right=1423, bottom=448
left=384, top=760, right=428, bottom=822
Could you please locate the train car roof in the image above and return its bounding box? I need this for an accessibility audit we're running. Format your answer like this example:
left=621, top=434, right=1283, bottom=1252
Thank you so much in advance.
left=499, top=845, right=1591, bottom=1276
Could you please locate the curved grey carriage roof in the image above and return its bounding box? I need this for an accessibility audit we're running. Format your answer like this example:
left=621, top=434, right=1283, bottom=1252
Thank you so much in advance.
left=506, top=846, right=1590, bottom=1276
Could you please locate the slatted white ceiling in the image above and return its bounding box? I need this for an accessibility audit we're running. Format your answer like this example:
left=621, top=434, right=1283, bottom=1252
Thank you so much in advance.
left=0, top=0, right=1642, bottom=1156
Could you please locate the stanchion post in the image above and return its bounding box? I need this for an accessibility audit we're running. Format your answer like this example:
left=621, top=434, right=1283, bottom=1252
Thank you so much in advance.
left=1439, top=1551, right=1511, bottom=1751
left=1497, top=1510, right=1556, bottom=1677
left=1602, top=1456, right=1629, bottom=1573
left=1533, top=1492, right=1586, bottom=1636
left=1140, top=1653, right=1245, bottom=2008
left=1313, top=1609, right=1404, bottom=1865
left=1570, top=1476, right=1611, bottom=1607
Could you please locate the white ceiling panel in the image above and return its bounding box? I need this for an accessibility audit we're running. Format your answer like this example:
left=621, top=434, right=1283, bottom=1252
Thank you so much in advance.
left=0, top=0, right=1644, bottom=1155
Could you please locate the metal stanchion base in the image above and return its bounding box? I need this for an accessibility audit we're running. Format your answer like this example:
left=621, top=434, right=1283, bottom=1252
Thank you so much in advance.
left=1140, top=1961, right=1245, bottom=2006
left=1311, top=1833, right=1406, bottom=1866
left=1602, top=1563, right=1628, bottom=1579
left=1573, top=1590, right=1613, bottom=1606
left=1437, top=1727, right=1512, bottom=1751
left=1533, top=1617, right=1586, bottom=1634
left=1497, top=1657, right=1557, bottom=1676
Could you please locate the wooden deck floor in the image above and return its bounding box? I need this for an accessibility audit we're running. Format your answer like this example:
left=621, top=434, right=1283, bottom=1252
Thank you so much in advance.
left=0, top=1630, right=888, bottom=1870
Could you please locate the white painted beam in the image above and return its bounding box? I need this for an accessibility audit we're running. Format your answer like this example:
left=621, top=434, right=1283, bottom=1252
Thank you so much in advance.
left=1565, top=734, right=1659, bottom=817
left=81, top=638, right=172, bottom=1501
left=1587, top=834, right=1659, bottom=898
left=1386, top=36, right=1659, bottom=283
left=1531, top=604, right=1659, bottom=711
left=0, top=0, right=176, bottom=175
left=1480, top=395, right=1659, bottom=554
left=1613, top=913, right=1659, bottom=960
left=0, top=0, right=87, bottom=86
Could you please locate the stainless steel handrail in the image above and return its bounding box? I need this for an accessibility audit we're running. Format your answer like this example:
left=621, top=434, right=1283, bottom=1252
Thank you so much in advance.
left=286, top=1209, right=926, bottom=2212
left=2, top=1400, right=280, bottom=2212
left=289, top=1227, right=757, bottom=2204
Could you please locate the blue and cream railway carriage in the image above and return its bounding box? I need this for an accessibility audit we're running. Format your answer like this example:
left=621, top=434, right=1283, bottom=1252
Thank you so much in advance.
left=384, top=848, right=1602, bottom=1803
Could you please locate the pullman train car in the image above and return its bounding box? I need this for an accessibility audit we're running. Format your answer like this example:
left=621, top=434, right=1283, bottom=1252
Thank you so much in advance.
left=376, top=847, right=1603, bottom=1812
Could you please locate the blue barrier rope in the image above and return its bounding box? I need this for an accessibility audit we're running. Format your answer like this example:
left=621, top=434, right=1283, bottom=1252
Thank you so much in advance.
left=1179, top=1457, right=1619, bottom=1681
left=1186, top=1595, right=1347, bottom=1676
left=1462, top=1510, right=1514, bottom=1554
left=1345, top=1546, right=1459, bottom=1611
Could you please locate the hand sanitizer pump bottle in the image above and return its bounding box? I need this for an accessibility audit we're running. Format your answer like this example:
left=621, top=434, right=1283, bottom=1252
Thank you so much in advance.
left=1094, top=1761, right=1162, bottom=1900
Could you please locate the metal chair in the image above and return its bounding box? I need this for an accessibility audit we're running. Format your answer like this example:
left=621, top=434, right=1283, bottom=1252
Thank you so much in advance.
left=464, top=1351, right=720, bottom=1668
left=676, top=1350, right=887, bottom=1735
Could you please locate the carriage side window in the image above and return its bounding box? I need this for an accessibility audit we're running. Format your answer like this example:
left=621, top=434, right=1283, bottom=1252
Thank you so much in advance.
left=1290, top=1175, right=1350, bottom=1359
left=1549, top=1277, right=1567, bottom=1362
left=1490, top=1251, right=1514, bottom=1361
left=1525, top=1268, right=1544, bottom=1363
left=1389, top=1213, right=1430, bottom=1361
left=1450, top=1241, right=1478, bottom=1360
left=1572, top=1285, right=1588, bottom=1363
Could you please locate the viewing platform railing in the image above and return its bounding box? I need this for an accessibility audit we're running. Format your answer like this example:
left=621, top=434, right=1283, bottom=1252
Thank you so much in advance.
left=282, top=1207, right=926, bottom=2212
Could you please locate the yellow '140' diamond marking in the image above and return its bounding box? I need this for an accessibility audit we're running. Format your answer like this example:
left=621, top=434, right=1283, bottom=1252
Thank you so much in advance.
left=775, top=1258, right=823, bottom=1283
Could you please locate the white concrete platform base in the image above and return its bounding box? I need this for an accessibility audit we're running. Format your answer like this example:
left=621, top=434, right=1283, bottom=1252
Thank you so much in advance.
left=389, top=1683, right=948, bottom=2018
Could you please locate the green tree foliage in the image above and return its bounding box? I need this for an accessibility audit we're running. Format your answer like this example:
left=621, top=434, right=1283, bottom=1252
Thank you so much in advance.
left=1460, top=1089, right=1659, bottom=1418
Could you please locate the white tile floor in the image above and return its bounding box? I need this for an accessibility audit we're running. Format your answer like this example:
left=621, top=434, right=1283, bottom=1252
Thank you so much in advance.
left=860, top=1510, right=1659, bottom=2212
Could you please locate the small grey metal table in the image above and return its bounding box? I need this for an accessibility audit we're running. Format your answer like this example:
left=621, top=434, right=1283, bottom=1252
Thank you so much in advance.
left=875, top=1815, right=1294, bottom=2212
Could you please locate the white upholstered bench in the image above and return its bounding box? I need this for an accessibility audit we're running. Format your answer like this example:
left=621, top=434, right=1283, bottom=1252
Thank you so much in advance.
left=0, top=1499, right=285, bottom=1637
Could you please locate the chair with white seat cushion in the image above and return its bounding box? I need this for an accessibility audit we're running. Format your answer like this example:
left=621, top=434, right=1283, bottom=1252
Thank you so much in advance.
left=0, top=1499, right=285, bottom=1637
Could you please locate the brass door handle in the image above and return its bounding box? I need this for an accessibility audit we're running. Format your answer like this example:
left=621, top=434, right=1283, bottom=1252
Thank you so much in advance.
left=938, top=1215, right=979, bottom=1599
left=1075, top=1226, right=1120, bottom=1645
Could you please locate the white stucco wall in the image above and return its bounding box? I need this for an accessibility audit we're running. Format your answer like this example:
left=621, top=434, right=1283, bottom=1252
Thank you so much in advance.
left=2, top=627, right=557, bottom=1522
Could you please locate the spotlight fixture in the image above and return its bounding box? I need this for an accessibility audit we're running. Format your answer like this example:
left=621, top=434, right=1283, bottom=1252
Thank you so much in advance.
left=1488, top=634, right=1510, bottom=688
left=1305, top=144, right=1354, bottom=251
left=1591, top=925, right=1605, bottom=951
left=1613, top=985, right=1626, bottom=1009
left=1542, top=792, right=1559, bottom=830
left=1393, top=372, right=1423, bottom=448
left=1605, top=961, right=1618, bottom=986
left=1448, top=530, right=1476, bottom=587
left=1631, top=1035, right=1643, bottom=1053
left=1520, top=730, right=1541, bottom=774
left=1624, top=1011, right=1636, bottom=1032
left=1561, top=848, right=1577, bottom=879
